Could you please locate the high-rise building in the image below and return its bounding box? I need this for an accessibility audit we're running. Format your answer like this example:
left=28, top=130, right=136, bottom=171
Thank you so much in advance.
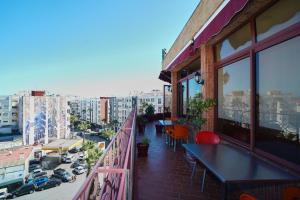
left=19, top=92, right=70, bottom=145
left=0, top=95, right=19, bottom=133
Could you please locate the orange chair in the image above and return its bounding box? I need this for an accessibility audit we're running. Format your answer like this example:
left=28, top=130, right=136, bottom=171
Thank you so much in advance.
left=170, top=125, right=189, bottom=152
left=164, top=117, right=177, bottom=145
left=283, top=187, right=300, bottom=200
left=240, top=193, right=258, bottom=200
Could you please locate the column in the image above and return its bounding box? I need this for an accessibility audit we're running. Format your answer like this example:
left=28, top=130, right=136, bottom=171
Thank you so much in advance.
left=171, top=71, right=178, bottom=117
left=201, top=44, right=216, bottom=131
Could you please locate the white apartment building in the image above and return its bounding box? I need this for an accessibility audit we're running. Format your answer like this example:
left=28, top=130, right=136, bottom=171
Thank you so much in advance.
left=69, top=97, right=104, bottom=125
left=116, top=96, right=136, bottom=124
left=0, top=95, right=19, bottom=133
left=19, top=95, right=70, bottom=145
left=136, top=90, right=164, bottom=115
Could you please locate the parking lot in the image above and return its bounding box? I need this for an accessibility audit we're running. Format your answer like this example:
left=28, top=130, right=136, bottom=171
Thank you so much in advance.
left=14, top=152, right=87, bottom=200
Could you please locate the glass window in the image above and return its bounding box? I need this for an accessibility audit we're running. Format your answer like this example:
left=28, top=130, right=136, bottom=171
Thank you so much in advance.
left=218, top=58, right=250, bottom=143
left=215, top=24, right=251, bottom=61
left=256, top=36, right=300, bottom=165
left=188, top=77, right=201, bottom=100
left=256, top=0, right=300, bottom=41
left=179, top=81, right=187, bottom=116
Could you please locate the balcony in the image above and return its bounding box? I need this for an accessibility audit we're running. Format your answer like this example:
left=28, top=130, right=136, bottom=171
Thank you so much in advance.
left=134, top=122, right=222, bottom=200
left=73, top=110, right=299, bottom=200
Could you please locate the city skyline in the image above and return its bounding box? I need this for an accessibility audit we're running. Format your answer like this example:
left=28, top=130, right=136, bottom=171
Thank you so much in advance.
left=0, top=0, right=199, bottom=96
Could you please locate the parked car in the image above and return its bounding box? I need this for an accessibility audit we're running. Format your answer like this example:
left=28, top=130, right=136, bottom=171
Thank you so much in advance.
left=72, top=166, right=86, bottom=175
left=26, top=171, right=47, bottom=183
left=29, top=164, right=42, bottom=172
left=33, top=168, right=43, bottom=174
left=68, top=147, right=80, bottom=153
left=29, top=159, right=41, bottom=165
left=29, top=176, right=49, bottom=187
left=36, top=178, right=62, bottom=191
left=51, top=171, right=72, bottom=182
left=0, top=188, right=9, bottom=200
left=71, top=161, right=81, bottom=168
left=62, top=154, right=75, bottom=163
left=53, top=168, right=66, bottom=174
left=8, top=183, right=36, bottom=199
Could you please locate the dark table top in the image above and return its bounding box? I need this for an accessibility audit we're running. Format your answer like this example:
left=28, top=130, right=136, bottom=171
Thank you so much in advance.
left=182, top=143, right=300, bottom=183
left=158, top=120, right=176, bottom=126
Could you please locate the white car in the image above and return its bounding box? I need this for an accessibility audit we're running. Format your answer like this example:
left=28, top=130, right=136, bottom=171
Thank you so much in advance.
left=0, top=188, right=9, bottom=200
left=62, top=155, right=74, bottom=163
left=33, top=168, right=43, bottom=174
left=73, top=166, right=86, bottom=175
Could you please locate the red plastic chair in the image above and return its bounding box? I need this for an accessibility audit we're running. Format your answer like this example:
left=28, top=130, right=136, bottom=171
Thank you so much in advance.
left=283, top=187, right=300, bottom=200
left=240, top=193, right=258, bottom=200
left=187, top=131, right=220, bottom=192
left=165, top=117, right=178, bottom=121
left=196, top=131, right=220, bottom=144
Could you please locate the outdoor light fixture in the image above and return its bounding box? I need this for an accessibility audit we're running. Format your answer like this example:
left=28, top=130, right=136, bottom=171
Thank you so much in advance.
left=195, top=71, right=204, bottom=85
left=167, top=85, right=172, bottom=92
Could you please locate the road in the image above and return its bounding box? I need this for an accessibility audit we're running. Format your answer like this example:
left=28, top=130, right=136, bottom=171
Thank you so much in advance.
left=16, top=155, right=87, bottom=200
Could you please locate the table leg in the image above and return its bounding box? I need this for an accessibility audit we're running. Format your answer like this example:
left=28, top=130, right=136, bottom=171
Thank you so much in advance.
left=221, top=183, right=227, bottom=200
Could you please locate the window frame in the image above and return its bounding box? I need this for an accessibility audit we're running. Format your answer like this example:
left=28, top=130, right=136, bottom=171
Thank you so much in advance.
left=214, top=1, right=300, bottom=172
left=177, top=63, right=201, bottom=117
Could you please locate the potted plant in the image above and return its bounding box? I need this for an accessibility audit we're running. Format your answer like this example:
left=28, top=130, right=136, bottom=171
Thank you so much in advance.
left=137, top=137, right=150, bottom=157
left=178, top=93, right=216, bottom=140
left=136, top=115, right=147, bottom=134
left=145, top=104, right=155, bottom=121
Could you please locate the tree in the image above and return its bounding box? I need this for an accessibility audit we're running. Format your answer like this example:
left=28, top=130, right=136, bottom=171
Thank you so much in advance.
left=109, top=120, right=119, bottom=132
left=145, top=104, right=155, bottom=116
left=179, top=93, right=216, bottom=131
left=70, top=114, right=79, bottom=131
left=78, top=121, right=91, bottom=143
left=85, top=145, right=102, bottom=176
left=101, top=129, right=115, bottom=140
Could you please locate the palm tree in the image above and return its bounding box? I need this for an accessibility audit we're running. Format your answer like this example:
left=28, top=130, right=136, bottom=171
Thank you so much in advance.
left=85, top=147, right=102, bottom=176
left=102, top=129, right=115, bottom=140
left=70, top=114, right=79, bottom=131
left=78, top=121, right=91, bottom=144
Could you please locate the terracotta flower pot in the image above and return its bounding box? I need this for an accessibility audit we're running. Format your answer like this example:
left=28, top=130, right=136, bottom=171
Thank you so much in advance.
left=155, top=124, right=163, bottom=134
left=137, top=143, right=149, bottom=157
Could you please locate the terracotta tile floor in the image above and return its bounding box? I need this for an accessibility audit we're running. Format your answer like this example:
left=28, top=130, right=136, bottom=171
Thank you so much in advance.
left=133, top=122, right=222, bottom=200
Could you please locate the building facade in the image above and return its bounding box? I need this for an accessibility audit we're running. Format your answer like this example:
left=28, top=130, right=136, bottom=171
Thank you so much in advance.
left=136, top=90, right=164, bottom=115
left=160, top=0, right=300, bottom=173
left=116, top=96, right=136, bottom=124
left=0, top=96, right=19, bottom=133
left=19, top=93, right=70, bottom=145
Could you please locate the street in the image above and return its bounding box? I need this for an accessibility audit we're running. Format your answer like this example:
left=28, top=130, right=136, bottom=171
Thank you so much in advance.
left=15, top=155, right=87, bottom=200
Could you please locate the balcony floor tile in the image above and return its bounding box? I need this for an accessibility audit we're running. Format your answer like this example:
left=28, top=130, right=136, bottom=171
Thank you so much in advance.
left=134, top=122, right=222, bottom=200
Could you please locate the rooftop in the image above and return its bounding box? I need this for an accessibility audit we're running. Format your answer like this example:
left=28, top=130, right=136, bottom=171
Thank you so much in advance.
left=0, top=146, right=33, bottom=168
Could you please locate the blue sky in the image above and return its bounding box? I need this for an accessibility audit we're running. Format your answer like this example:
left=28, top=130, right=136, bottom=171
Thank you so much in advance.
left=0, top=0, right=199, bottom=96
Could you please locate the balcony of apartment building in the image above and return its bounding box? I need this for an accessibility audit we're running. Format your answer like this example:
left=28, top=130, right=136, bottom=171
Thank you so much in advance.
left=72, top=107, right=300, bottom=200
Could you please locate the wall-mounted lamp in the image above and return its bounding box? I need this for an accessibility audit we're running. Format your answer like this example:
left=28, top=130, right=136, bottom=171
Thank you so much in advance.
left=195, top=72, right=204, bottom=85
left=167, top=85, right=172, bottom=92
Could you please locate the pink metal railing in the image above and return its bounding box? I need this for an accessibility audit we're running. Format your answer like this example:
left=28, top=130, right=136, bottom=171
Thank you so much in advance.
left=73, top=108, right=136, bottom=200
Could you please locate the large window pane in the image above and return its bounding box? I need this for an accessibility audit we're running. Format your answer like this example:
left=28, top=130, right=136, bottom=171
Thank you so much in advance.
left=256, top=36, right=300, bottom=166
left=178, top=81, right=187, bottom=116
left=188, top=77, right=201, bottom=100
left=256, top=0, right=300, bottom=41
left=215, top=24, right=251, bottom=61
left=218, top=58, right=250, bottom=143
